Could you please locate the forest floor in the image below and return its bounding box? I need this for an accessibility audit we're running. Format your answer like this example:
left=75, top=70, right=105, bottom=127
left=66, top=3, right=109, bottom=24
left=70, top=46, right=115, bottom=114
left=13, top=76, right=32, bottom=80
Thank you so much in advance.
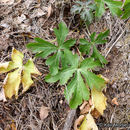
left=0, top=0, right=129, bottom=130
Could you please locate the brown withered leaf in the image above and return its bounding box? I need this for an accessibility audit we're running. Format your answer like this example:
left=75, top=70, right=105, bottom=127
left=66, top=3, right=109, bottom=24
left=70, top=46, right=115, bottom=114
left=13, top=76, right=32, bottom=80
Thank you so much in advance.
left=80, top=104, right=91, bottom=115
left=10, top=122, right=16, bottom=130
left=40, top=105, right=49, bottom=120
left=74, top=115, right=84, bottom=130
left=112, top=97, right=119, bottom=105
left=80, top=99, right=92, bottom=115
left=80, top=101, right=88, bottom=111
left=91, top=108, right=101, bottom=119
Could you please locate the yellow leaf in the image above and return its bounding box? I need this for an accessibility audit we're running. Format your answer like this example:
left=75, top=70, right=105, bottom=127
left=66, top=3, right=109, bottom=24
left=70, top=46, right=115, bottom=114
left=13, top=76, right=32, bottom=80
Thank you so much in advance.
left=92, top=89, right=107, bottom=115
left=3, top=69, right=21, bottom=99
left=0, top=62, right=9, bottom=73
left=80, top=114, right=98, bottom=130
left=1, top=48, right=41, bottom=99
left=10, top=122, right=16, bottom=130
left=22, top=59, right=41, bottom=92
left=0, top=48, right=23, bottom=74
left=7, top=48, right=24, bottom=71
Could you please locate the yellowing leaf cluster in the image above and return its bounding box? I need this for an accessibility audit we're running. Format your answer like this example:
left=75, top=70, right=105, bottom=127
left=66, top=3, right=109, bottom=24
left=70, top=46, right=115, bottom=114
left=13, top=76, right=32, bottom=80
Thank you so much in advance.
left=79, top=76, right=108, bottom=130
left=78, top=90, right=107, bottom=130
left=78, top=89, right=107, bottom=130
left=0, top=48, right=41, bottom=99
left=92, top=88, right=107, bottom=115
left=80, top=114, right=98, bottom=130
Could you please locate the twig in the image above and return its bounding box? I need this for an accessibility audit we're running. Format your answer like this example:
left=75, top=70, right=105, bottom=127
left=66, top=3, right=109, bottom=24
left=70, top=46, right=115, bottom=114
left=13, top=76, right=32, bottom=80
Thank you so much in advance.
left=59, top=3, right=65, bottom=22
left=109, top=106, right=116, bottom=130
left=85, top=23, right=91, bottom=36
left=105, top=29, right=125, bottom=58
left=63, top=109, right=76, bottom=130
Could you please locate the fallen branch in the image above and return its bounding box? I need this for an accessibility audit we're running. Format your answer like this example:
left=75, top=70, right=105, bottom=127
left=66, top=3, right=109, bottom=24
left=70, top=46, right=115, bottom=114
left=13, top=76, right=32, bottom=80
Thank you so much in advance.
left=63, top=109, right=76, bottom=130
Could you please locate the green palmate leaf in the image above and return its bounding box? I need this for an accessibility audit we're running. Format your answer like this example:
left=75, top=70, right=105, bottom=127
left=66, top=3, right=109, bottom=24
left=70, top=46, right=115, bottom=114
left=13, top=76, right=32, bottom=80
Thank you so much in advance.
left=61, top=49, right=78, bottom=69
left=79, top=39, right=91, bottom=54
left=95, top=0, right=123, bottom=18
left=63, top=39, right=76, bottom=49
left=105, top=0, right=122, bottom=16
left=54, top=22, right=69, bottom=45
left=95, top=30, right=109, bottom=44
left=45, top=51, right=61, bottom=75
left=124, top=0, right=130, bottom=6
left=95, top=0, right=105, bottom=18
left=27, top=22, right=76, bottom=75
left=27, top=38, right=57, bottom=54
left=66, top=71, right=90, bottom=108
left=26, top=22, right=107, bottom=109
left=122, top=2, right=130, bottom=19
left=81, top=71, right=105, bottom=91
left=71, top=1, right=96, bottom=24
left=46, top=54, right=106, bottom=109
left=79, top=30, right=109, bottom=64
left=92, top=46, right=107, bottom=64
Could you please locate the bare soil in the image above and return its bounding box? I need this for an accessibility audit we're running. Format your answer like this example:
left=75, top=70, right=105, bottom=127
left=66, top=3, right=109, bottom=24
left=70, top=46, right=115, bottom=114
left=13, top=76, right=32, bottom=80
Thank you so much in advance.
left=0, top=0, right=129, bottom=130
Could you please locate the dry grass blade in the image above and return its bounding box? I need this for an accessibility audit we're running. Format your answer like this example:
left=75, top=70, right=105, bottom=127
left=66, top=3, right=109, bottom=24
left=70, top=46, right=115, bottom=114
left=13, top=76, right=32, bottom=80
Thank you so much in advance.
left=0, top=87, right=6, bottom=102
left=47, top=4, right=53, bottom=18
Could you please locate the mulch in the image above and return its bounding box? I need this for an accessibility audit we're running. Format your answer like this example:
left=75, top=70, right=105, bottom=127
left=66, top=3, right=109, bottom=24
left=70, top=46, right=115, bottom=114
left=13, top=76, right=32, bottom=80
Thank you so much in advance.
left=0, top=0, right=129, bottom=130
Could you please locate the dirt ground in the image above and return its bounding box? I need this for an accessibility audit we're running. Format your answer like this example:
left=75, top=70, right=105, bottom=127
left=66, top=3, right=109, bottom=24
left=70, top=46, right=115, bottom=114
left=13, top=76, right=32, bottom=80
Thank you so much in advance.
left=0, top=0, right=129, bottom=130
